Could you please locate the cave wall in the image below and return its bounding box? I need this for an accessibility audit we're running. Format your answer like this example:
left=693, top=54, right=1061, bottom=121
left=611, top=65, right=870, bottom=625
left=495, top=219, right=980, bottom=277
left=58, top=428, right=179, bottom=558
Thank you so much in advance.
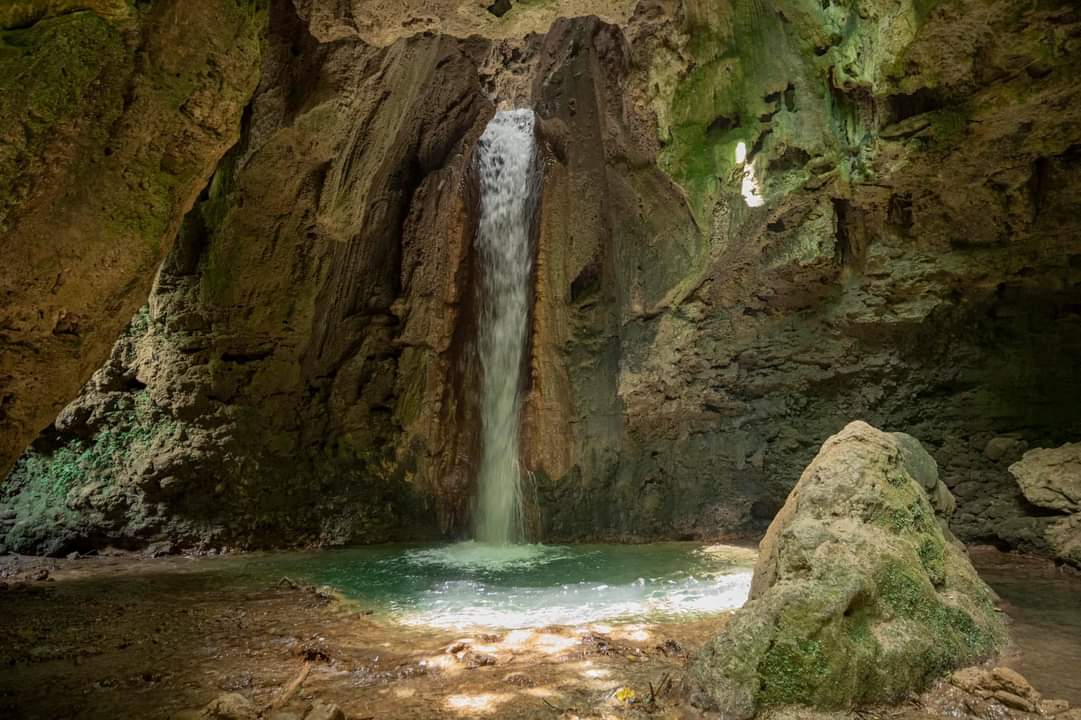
left=2, top=0, right=1081, bottom=561
left=0, top=0, right=265, bottom=481
left=518, top=0, right=1081, bottom=557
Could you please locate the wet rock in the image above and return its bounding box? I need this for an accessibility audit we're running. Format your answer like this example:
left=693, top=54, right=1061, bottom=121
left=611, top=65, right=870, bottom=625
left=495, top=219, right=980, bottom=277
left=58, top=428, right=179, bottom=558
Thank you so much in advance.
left=303, top=700, right=344, bottom=720
left=991, top=666, right=1039, bottom=700
left=1040, top=699, right=1071, bottom=715
left=993, top=690, right=1036, bottom=712
left=196, top=693, right=257, bottom=720
left=1009, top=443, right=1081, bottom=513
left=691, top=422, right=1007, bottom=719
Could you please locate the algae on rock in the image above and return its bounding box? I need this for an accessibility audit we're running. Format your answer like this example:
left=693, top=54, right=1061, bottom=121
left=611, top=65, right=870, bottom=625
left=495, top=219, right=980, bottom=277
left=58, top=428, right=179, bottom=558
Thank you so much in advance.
left=692, top=421, right=1006, bottom=718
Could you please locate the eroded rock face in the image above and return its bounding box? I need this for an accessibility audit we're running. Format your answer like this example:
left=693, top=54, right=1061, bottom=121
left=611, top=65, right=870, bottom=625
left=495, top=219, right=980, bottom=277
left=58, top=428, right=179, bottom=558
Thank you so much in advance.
left=3, top=0, right=497, bottom=552
left=3, top=0, right=1081, bottom=554
left=691, top=421, right=1006, bottom=718
left=0, top=1, right=265, bottom=480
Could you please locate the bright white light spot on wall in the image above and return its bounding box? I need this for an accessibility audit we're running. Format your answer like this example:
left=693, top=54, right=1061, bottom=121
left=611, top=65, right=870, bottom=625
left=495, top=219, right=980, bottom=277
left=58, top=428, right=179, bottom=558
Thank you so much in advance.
left=741, top=163, right=765, bottom=207
left=735, top=141, right=765, bottom=207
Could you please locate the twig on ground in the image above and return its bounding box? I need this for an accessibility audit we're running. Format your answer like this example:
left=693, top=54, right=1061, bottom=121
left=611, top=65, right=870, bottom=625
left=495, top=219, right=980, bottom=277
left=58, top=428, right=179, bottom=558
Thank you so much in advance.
left=268, top=661, right=311, bottom=710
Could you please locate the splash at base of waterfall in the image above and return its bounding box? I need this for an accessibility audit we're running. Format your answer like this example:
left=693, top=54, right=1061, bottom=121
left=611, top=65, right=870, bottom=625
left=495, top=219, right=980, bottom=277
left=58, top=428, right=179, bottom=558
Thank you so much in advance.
left=239, top=541, right=757, bottom=631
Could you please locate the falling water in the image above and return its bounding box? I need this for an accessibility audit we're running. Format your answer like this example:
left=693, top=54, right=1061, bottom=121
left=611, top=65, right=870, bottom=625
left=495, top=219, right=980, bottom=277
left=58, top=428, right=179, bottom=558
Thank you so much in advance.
left=472, top=109, right=539, bottom=545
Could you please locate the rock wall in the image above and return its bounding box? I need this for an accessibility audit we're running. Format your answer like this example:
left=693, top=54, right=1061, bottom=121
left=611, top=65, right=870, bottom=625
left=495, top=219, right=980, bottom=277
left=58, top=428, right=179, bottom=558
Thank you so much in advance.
left=0, top=1, right=265, bottom=479
left=2, top=0, right=1081, bottom=557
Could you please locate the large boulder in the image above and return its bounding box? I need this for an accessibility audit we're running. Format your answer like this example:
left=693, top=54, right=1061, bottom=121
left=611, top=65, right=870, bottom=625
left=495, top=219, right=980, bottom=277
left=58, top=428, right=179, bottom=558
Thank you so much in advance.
left=1008, top=443, right=1081, bottom=569
left=1009, top=443, right=1081, bottom=514
left=691, top=421, right=1006, bottom=718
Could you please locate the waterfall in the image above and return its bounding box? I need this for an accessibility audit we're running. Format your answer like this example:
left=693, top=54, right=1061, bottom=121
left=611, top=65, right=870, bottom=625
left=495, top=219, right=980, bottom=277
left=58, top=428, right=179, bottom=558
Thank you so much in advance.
left=472, top=109, right=539, bottom=545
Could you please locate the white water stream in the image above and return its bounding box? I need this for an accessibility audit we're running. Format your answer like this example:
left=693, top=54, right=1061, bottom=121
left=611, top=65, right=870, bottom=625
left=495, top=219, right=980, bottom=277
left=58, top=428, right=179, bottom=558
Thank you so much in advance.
left=472, top=109, right=539, bottom=545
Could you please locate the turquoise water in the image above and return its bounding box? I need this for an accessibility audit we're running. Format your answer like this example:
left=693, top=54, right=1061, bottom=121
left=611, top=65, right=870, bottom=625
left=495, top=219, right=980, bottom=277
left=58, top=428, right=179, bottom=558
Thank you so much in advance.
left=245, top=542, right=754, bottom=630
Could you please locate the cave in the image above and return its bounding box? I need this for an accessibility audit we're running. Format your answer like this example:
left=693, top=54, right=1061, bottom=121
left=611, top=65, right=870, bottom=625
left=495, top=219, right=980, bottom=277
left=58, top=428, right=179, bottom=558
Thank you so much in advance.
left=1, top=1, right=1080, bottom=718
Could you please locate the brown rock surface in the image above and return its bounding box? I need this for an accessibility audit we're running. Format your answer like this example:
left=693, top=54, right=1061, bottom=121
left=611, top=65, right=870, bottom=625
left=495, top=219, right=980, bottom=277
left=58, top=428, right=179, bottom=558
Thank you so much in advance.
left=1010, top=443, right=1081, bottom=513
left=0, top=2, right=265, bottom=479
left=3, top=0, right=1081, bottom=555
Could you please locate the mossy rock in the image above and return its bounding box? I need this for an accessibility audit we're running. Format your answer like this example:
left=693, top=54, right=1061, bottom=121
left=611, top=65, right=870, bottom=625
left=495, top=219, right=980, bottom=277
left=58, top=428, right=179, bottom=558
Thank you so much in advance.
left=691, top=421, right=1006, bottom=718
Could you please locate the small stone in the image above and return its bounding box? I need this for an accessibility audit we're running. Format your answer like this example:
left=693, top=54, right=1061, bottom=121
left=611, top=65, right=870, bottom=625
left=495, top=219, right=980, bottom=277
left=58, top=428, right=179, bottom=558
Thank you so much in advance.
left=992, top=666, right=1038, bottom=700
left=994, top=690, right=1036, bottom=713
left=446, top=641, right=468, bottom=654
left=504, top=672, right=534, bottom=687
left=462, top=650, right=496, bottom=668
left=656, top=638, right=685, bottom=656
left=198, top=693, right=257, bottom=720
left=950, top=667, right=989, bottom=694
left=66, top=552, right=81, bottom=560
left=1040, top=699, right=1071, bottom=715
left=303, top=700, right=344, bottom=720
left=486, top=0, right=512, bottom=17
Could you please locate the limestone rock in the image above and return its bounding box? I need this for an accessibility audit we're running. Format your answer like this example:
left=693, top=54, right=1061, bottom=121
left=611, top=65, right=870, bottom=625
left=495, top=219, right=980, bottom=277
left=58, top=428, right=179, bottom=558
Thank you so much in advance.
left=1009, top=443, right=1081, bottom=513
left=197, top=693, right=257, bottom=720
left=303, top=700, right=345, bottom=720
left=691, top=422, right=1006, bottom=719
left=1048, top=514, right=1081, bottom=568
left=0, top=0, right=265, bottom=480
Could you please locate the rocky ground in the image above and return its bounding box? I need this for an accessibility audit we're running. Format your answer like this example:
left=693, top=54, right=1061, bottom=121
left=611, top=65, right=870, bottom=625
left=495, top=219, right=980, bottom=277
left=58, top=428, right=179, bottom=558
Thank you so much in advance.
left=0, top=547, right=1077, bottom=720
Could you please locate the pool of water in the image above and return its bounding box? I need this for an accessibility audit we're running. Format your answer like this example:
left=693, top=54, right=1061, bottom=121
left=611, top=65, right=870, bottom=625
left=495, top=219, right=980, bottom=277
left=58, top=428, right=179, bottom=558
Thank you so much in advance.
left=976, top=556, right=1081, bottom=705
left=241, top=541, right=755, bottom=630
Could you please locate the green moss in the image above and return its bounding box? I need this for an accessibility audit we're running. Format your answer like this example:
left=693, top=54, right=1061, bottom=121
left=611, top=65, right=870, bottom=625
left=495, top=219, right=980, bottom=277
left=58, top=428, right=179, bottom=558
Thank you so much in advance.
left=929, top=106, right=970, bottom=147
left=917, top=537, right=946, bottom=585
left=2, top=377, right=182, bottom=552
left=0, top=11, right=128, bottom=228
left=759, top=638, right=830, bottom=705
left=875, top=559, right=995, bottom=662
left=125, top=304, right=151, bottom=338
